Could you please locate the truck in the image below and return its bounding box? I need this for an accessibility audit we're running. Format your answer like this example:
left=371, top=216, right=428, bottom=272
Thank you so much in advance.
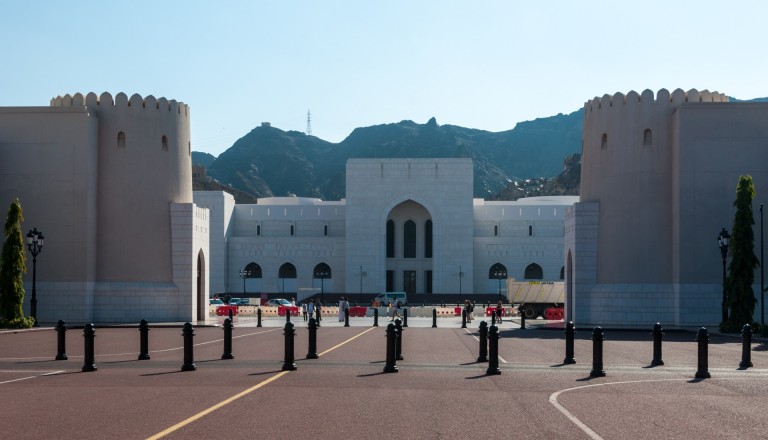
left=507, top=280, right=565, bottom=319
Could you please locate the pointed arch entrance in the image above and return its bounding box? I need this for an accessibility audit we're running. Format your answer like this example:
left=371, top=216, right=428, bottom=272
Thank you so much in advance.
left=196, top=249, right=206, bottom=321
left=385, top=200, right=433, bottom=294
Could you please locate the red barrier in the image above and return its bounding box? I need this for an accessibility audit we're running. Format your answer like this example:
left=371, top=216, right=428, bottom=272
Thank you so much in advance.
left=485, top=307, right=505, bottom=317
left=545, top=307, right=564, bottom=320
left=454, top=307, right=462, bottom=317
left=277, top=306, right=300, bottom=316
left=216, top=305, right=238, bottom=316
left=349, top=306, right=367, bottom=317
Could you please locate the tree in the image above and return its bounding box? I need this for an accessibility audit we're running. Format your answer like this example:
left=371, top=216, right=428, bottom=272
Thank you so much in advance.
left=723, top=175, right=759, bottom=332
left=0, top=199, right=33, bottom=328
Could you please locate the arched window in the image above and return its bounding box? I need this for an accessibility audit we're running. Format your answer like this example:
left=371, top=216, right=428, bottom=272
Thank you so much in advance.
left=117, top=131, right=126, bottom=149
left=488, top=263, right=507, bottom=279
left=559, top=266, right=565, bottom=280
left=524, top=263, right=543, bottom=280
left=162, top=135, right=169, bottom=152
left=403, top=220, right=416, bottom=258
left=279, top=263, right=297, bottom=279
left=245, top=262, right=262, bottom=278
left=424, top=219, right=433, bottom=258
left=601, top=133, right=608, bottom=150
left=386, top=220, right=395, bottom=258
left=643, top=128, right=652, bottom=146
left=313, top=262, right=331, bottom=279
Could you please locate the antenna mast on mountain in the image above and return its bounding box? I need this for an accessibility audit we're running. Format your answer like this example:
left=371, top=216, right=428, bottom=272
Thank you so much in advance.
left=306, top=110, right=312, bottom=136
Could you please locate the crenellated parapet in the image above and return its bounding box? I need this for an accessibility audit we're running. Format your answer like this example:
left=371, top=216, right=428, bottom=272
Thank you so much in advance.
left=50, top=92, right=189, bottom=117
left=584, top=88, right=727, bottom=113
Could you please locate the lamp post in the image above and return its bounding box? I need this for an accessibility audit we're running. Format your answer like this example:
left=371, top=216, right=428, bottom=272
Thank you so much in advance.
left=459, top=265, right=464, bottom=303
left=316, top=269, right=329, bottom=305
left=359, top=265, right=367, bottom=304
left=239, top=269, right=250, bottom=298
left=493, top=264, right=505, bottom=303
left=26, top=228, right=44, bottom=327
left=718, top=228, right=730, bottom=324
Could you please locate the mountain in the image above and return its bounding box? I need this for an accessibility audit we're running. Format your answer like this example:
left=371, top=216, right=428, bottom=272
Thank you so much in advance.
left=201, top=111, right=583, bottom=200
left=490, top=154, right=581, bottom=201
left=191, top=152, right=216, bottom=167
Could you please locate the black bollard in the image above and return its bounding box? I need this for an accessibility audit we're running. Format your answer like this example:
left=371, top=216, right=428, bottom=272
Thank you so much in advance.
left=589, top=326, right=605, bottom=377
left=461, top=309, right=467, bottom=329
left=344, top=307, right=350, bottom=327
left=55, top=320, right=68, bottom=360
left=181, top=322, right=196, bottom=371
left=222, top=317, right=234, bottom=360
left=563, top=321, right=576, bottom=364
left=138, top=319, right=151, bottom=360
left=403, top=308, right=408, bottom=328
left=383, top=323, right=399, bottom=373
left=306, top=317, right=319, bottom=359
left=315, top=307, right=321, bottom=327
left=477, top=321, right=488, bottom=362
left=282, top=321, right=297, bottom=371
left=491, top=312, right=496, bottom=326
left=395, top=318, right=404, bottom=360
left=432, top=309, right=437, bottom=328
left=651, top=322, right=664, bottom=367
left=286, top=307, right=291, bottom=323
left=373, top=307, right=379, bottom=327
left=486, top=325, right=501, bottom=375
left=82, top=323, right=97, bottom=372
left=695, top=327, right=711, bottom=379
left=257, top=308, right=262, bottom=328
left=740, top=324, right=753, bottom=369
left=520, top=308, right=526, bottom=330
left=228, top=308, right=234, bottom=323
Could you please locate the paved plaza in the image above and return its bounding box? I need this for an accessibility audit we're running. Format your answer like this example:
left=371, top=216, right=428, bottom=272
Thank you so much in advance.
left=2, top=316, right=768, bottom=439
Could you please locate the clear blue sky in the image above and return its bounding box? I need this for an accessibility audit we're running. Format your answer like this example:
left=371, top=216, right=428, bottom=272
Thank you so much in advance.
left=2, top=1, right=767, bottom=156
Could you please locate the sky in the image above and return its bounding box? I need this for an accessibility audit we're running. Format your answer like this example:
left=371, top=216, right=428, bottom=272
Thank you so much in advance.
left=2, top=1, right=768, bottom=157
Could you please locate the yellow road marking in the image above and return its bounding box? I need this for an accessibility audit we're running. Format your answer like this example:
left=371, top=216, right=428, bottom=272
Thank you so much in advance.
left=147, top=326, right=377, bottom=439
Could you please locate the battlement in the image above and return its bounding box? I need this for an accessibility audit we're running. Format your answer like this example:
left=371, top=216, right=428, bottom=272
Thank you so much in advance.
left=585, top=88, right=728, bottom=113
left=50, top=92, right=189, bottom=117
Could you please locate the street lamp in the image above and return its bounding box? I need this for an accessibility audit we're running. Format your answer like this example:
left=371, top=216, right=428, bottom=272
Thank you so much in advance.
left=493, top=264, right=506, bottom=303
left=26, top=228, right=44, bottom=327
left=359, top=265, right=367, bottom=304
left=315, top=268, right=329, bottom=305
left=718, top=228, right=730, bottom=323
left=238, top=269, right=250, bottom=298
left=459, top=265, right=464, bottom=303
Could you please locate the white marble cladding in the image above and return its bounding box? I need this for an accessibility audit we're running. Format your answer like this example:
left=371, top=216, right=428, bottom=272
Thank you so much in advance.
left=170, top=202, right=210, bottom=323
left=93, top=282, right=180, bottom=322
left=193, top=191, right=235, bottom=294
left=22, top=281, right=95, bottom=324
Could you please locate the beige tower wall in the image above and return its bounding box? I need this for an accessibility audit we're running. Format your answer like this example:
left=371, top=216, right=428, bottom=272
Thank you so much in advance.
left=0, top=106, right=99, bottom=323
left=51, top=92, right=192, bottom=283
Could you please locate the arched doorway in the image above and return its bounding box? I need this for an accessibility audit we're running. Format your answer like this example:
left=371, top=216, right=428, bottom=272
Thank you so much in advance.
left=196, top=249, right=206, bottom=321
left=244, top=262, right=262, bottom=294
left=524, top=263, right=543, bottom=280
left=313, top=262, right=332, bottom=304
left=488, top=263, right=507, bottom=298
left=385, top=200, right=433, bottom=294
left=278, top=262, right=297, bottom=296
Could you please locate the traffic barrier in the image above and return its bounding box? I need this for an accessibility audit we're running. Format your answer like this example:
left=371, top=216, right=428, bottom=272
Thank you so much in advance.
left=545, top=307, right=564, bottom=320
left=277, top=306, right=300, bottom=317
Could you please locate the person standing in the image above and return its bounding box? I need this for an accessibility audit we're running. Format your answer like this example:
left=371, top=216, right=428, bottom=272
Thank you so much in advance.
left=391, top=300, right=401, bottom=321
left=302, top=301, right=308, bottom=321
left=307, top=300, right=315, bottom=321
left=496, top=300, right=503, bottom=323
left=338, top=297, right=346, bottom=322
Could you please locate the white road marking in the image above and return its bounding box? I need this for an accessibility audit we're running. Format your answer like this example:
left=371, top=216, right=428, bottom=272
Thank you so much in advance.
left=0, top=370, right=65, bottom=385
left=464, top=328, right=508, bottom=363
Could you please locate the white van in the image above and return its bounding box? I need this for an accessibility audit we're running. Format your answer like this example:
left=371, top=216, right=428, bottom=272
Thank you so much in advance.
left=374, top=292, right=408, bottom=306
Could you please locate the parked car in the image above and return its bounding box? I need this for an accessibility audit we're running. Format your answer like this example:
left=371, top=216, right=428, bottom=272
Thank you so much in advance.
left=209, top=299, right=224, bottom=305
left=266, top=298, right=292, bottom=307
left=228, top=298, right=243, bottom=305
left=374, top=292, right=408, bottom=306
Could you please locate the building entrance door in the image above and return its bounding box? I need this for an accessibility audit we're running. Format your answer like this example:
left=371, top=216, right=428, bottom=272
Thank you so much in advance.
left=403, top=270, right=416, bottom=294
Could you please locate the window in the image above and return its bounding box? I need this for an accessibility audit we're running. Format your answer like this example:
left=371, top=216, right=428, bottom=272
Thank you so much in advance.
left=489, top=263, right=507, bottom=279
left=425, top=270, right=433, bottom=294
left=601, top=133, right=608, bottom=150
left=313, top=262, right=332, bottom=279
left=256, top=225, right=261, bottom=236
left=117, top=131, right=126, bottom=149
left=386, top=220, right=395, bottom=258
left=403, top=270, right=416, bottom=293
left=245, top=263, right=262, bottom=278
left=424, top=220, right=433, bottom=258
left=278, top=263, right=297, bottom=278
left=162, top=135, right=169, bottom=152
left=524, top=263, right=543, bottom=280
left=643, top=129, right=652, bottom=146
left=324, top=225, right=328, bottom=236
left=386, top=270, right=394, bottom=292
left=528, top=225, right=533, bottom=236
left=403, top=220, right=416, bottom=258
left=494, top=225, right=498, bottom=236
left=560, top=266, right=565, bottom=280
left=290, top=225, right=294, bottom=236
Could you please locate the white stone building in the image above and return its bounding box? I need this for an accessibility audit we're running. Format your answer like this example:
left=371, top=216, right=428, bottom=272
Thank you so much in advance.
left=195, top=159, right=576, bottom=299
